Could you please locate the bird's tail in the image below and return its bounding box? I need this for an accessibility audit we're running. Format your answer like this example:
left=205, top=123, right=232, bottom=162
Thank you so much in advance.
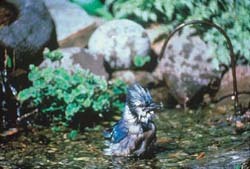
left=103, top=128, right=112, bottom=139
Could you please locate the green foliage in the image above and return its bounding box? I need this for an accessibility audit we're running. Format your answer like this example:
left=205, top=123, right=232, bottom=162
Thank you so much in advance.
left=43, top=48, right=63, bottom=61
left=70, top=0, right=103, bottom=15
left=51, top=126, right=61, bottom=132
left=108, top=0, right=250, bottom=66
left=133, top=55, right=151, bottom=68
left=70, top=0, right=113, bottom=19
left=68, top=130, right=78, bottom=140
left=18, top=64, right=126, bottom=126
left=6, top=55, right=12, bottom=68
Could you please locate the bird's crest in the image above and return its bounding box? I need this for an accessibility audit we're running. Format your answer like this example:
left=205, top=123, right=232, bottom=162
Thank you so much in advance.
left=126, top=83, right=153, bottom=112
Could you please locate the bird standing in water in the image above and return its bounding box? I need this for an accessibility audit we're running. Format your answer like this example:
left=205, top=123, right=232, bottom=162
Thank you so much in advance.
left=104, top=83, right=161, bottom=156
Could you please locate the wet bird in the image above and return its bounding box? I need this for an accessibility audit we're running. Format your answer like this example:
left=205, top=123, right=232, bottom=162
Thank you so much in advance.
left=104, top=83, right=161, bottom=156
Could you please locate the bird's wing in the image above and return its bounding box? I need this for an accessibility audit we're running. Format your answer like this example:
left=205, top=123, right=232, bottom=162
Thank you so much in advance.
left=111, top=120, right=128, bottom=143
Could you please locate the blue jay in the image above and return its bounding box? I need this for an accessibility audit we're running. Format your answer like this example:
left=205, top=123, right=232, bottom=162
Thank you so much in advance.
left=104, top=83, right=160, bottom=156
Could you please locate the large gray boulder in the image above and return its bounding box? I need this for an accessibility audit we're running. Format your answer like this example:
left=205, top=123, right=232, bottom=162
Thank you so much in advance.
left=88, top=19, right=151, bottom=71
left=154, top=28, right=221, bottom=106
left=0, top=0, right=58, bottom=69
left=42, top=0, right=96, bottom=48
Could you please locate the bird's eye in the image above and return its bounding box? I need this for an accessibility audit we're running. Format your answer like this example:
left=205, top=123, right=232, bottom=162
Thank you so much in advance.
left=137, top=104, right=144, bottom=108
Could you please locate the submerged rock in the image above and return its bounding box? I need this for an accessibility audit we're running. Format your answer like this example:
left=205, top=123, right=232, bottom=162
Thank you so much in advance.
left=0, top=0, right=58, bottom=69
left=88, top=19, right=151, bottom=71
left=189, top=148, right=250, bottom=169
left=154, top=28, right=221, bottom=106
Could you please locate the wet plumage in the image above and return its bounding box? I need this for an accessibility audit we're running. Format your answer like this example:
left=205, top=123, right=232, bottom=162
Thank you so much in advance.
left=104, top=83, right=160, bottom=156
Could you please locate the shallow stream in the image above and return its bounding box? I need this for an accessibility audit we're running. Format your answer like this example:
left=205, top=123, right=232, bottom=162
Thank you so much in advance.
left=0, top=106, right=249, bottom=169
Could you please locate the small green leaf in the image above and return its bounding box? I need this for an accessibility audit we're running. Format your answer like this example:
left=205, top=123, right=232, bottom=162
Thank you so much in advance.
left=95, top=7, right=114, bottom=20
left=65, top=103, right=80, bottom=120
left=17, top=88, right=36, bottom=102
left=51, top=126, right=61, bottom=132
left=6, top=55, right=12, bottom=68
left=133, top=55, right=151, bottom=68
left=68, top=130, right=78, bottom=140
left=83, top=98, right=92, bottom=108
left=43, top=48, right=63, bottom=61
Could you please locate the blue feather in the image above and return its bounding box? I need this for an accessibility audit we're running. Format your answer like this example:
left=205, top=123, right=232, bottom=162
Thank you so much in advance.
left=103, top=128, right=112, bottom=139
left=111, top=120, right=128, bottom=143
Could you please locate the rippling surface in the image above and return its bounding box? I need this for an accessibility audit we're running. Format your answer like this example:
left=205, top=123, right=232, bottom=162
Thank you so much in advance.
left=0, top=106, right=249, bottom=169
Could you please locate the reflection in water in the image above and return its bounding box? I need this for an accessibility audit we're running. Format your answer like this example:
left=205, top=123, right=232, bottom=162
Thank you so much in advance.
left=108, top=155, right=159, bottom=169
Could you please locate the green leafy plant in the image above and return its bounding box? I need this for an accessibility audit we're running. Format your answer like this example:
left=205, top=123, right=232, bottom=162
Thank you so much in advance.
left=18, top=64, right=126, bottom=127
left=133, top=55, right=151, bottom=68
left=108, top=0, right=250, bottom=67
left=43, top=48, right=63, bottom=61
left=69, top=0, right=113, bottom=19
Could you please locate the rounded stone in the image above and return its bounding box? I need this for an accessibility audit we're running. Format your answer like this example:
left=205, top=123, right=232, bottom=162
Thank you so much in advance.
left=111, top=70, right=157, bottom=86
left=39, top=47, right=109, bottom=79
left=154, top=28, right=221, bottom=106
left=88, top=19, right=150, bottom=71
left=214, top=66, right=250, bottom=107
left=0, top=0, right=58, bottom=69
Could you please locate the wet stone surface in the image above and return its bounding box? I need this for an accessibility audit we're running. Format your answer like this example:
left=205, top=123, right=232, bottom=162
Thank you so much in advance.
left=0, top=1, right=18, bottom=27
left=0, top=107, right=249, bottom=169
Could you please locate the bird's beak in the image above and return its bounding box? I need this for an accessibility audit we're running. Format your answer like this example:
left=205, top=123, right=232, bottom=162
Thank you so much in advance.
left=148, top=102, right=161, bottom=111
